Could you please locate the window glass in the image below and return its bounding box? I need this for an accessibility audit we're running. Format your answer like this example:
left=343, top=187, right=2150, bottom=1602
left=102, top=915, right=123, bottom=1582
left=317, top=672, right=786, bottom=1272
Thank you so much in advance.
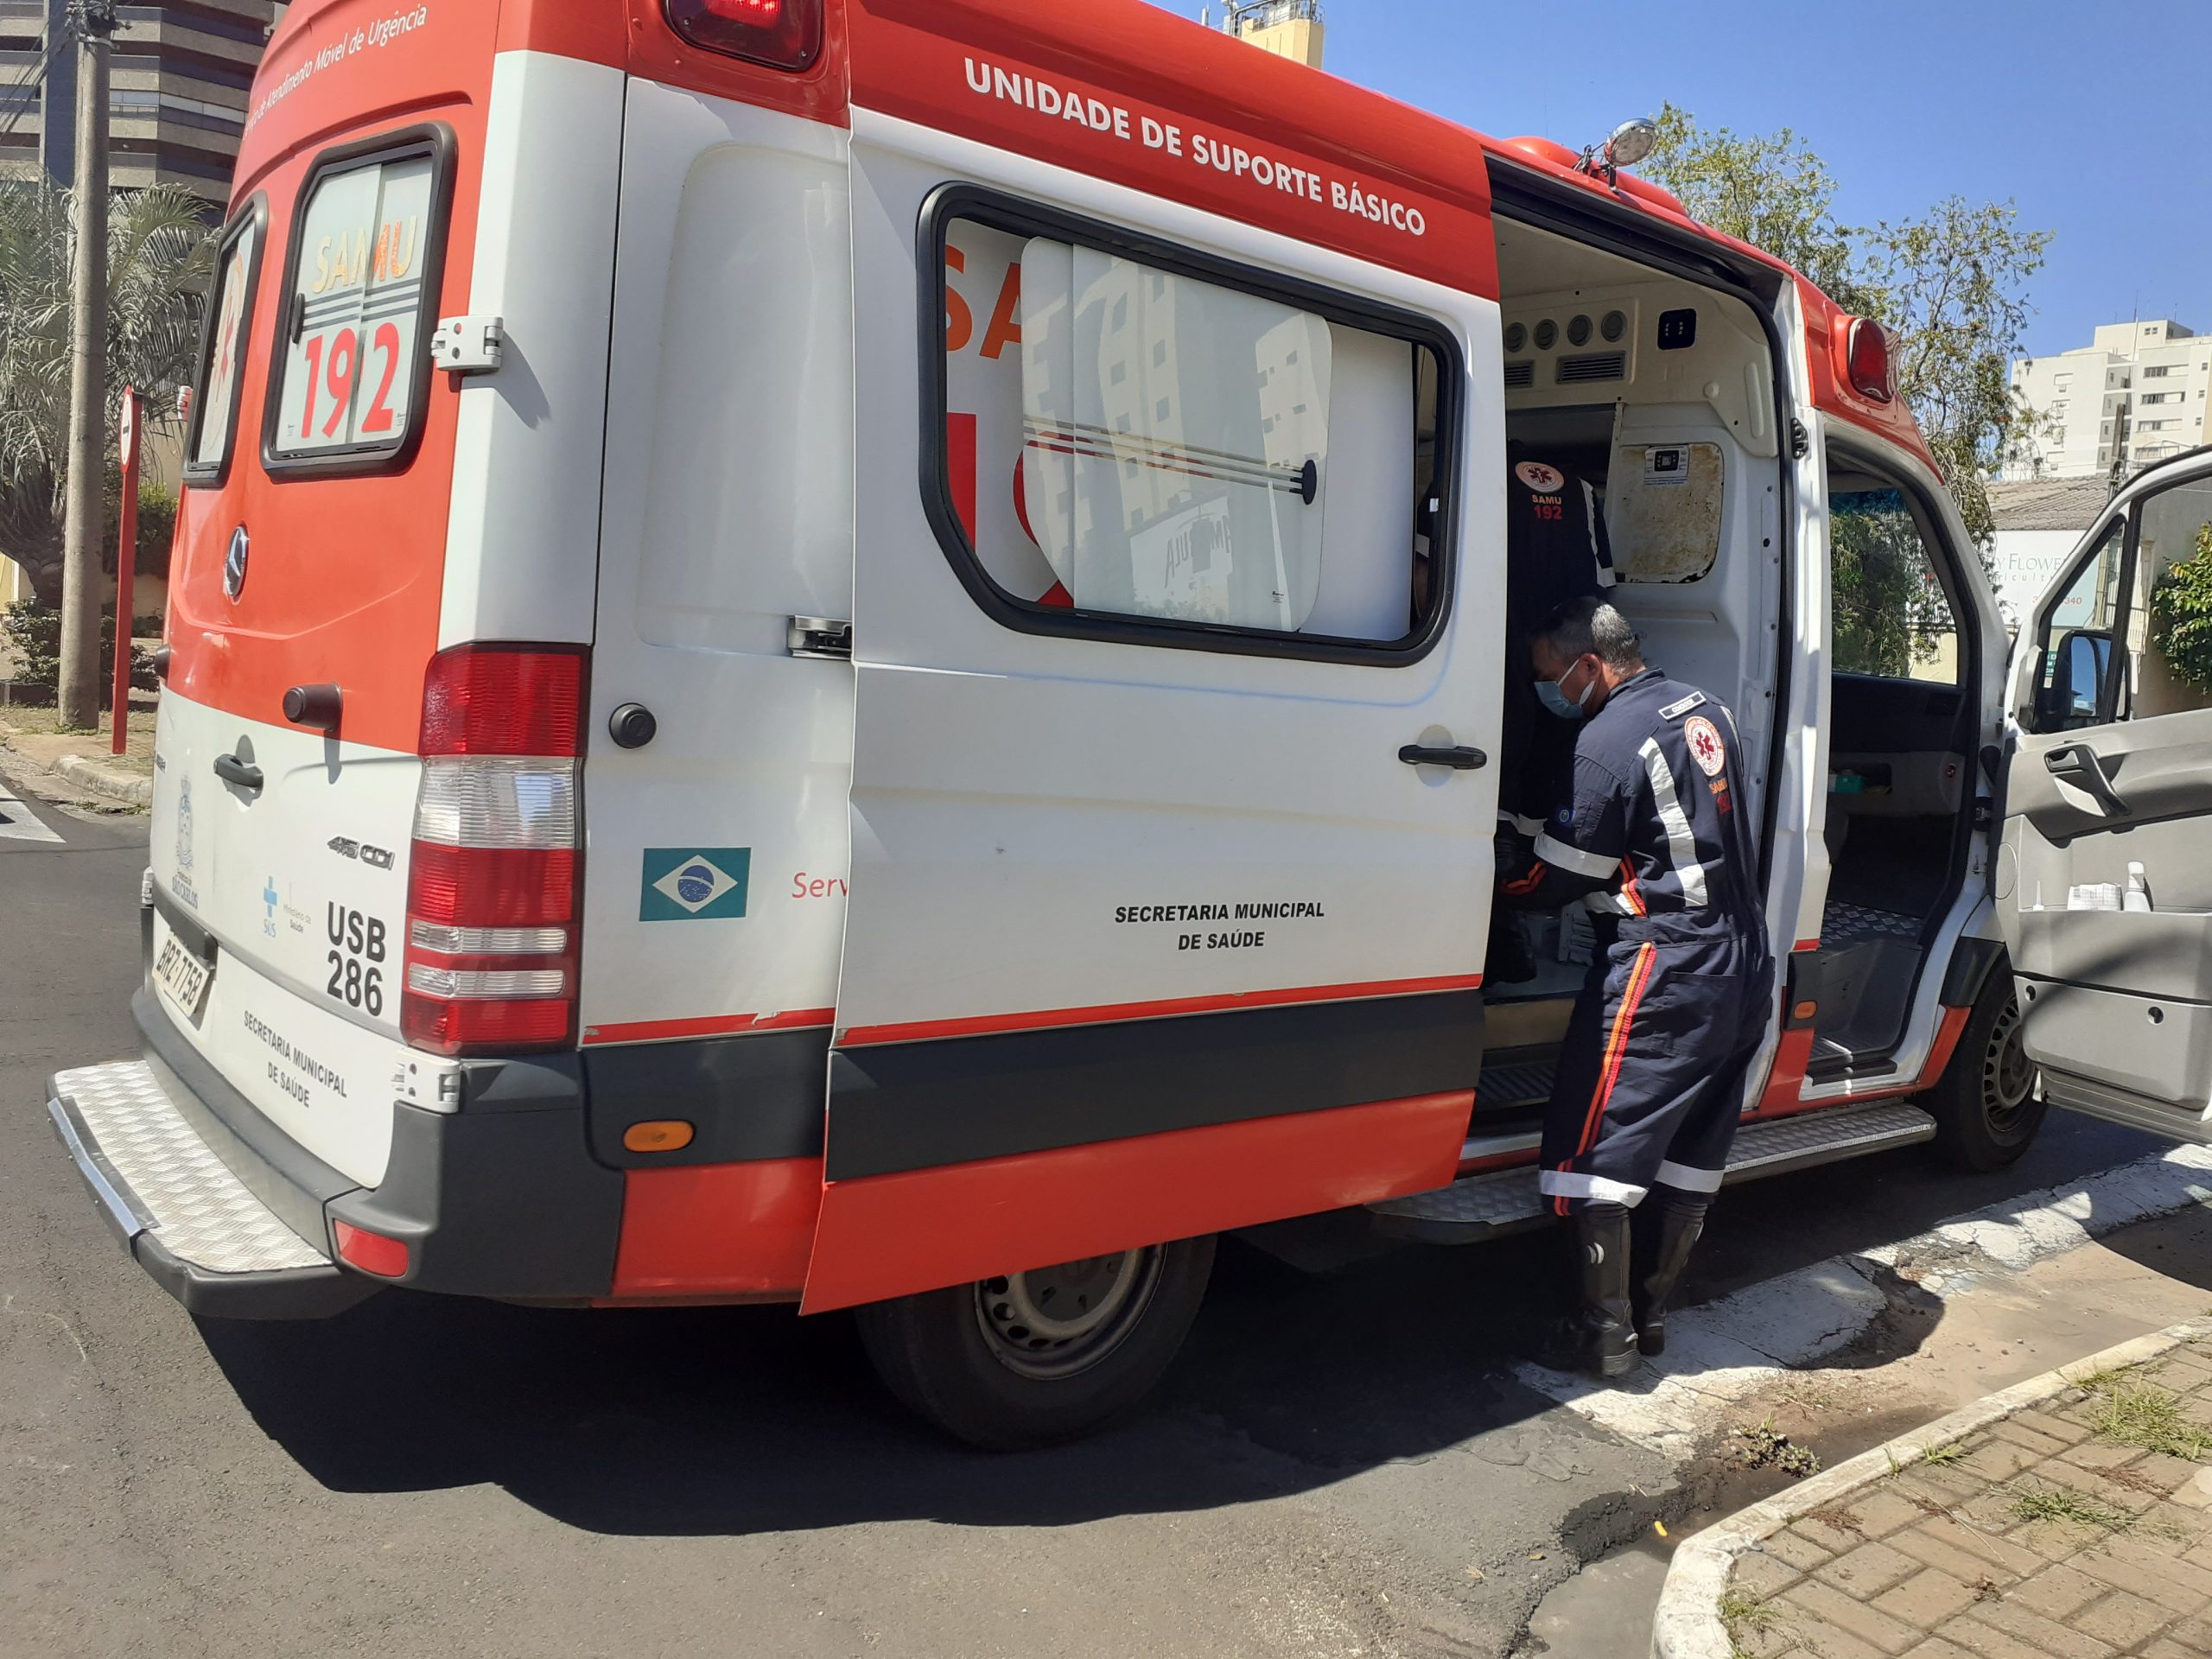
left=2031, top=520, right=2124, bottom=731
left=187, top=214, right=257, bottom=474
left=271, top=150, right=437, bottom=462
left=2134, top=473, right=2212, bottom=719
left=938, top=214, right=1440, bottom=647
left=1830, top=486, right=1961, bottom=683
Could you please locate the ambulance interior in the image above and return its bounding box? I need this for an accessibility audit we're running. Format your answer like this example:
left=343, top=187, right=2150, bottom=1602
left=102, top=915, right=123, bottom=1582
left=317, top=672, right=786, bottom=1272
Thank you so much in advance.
left=1471, top=219, right=1978, bottom=1133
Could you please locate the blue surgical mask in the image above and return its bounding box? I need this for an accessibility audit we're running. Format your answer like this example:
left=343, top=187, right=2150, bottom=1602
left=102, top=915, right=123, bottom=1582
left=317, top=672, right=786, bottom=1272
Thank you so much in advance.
left=1535, top=660, right=1595, bottom=721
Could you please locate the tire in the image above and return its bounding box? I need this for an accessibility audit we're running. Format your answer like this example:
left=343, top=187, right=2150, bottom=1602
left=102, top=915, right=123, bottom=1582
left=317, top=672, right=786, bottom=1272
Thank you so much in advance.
left=855, top=1236, right=1217, bottom=1451
left=1923, top=966, right=2047, bottom=1173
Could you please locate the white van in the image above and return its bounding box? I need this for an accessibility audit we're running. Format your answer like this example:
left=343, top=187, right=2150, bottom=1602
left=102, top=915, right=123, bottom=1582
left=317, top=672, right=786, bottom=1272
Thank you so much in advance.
left=46, top=0, right=2210, bottom=1448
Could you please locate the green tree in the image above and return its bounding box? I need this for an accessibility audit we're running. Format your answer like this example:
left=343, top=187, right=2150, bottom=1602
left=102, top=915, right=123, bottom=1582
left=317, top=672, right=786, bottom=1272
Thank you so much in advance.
left=1643, top=107, right=2051, bottom=555
left=0, top=181, right=214, bottom=606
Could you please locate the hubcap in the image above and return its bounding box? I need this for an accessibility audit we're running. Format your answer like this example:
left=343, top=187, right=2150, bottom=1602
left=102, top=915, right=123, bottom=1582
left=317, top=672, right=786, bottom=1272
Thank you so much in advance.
left=1982, top=992, right=2037, bottom=1137
left=973, top=1248, right=1164, bottom=1381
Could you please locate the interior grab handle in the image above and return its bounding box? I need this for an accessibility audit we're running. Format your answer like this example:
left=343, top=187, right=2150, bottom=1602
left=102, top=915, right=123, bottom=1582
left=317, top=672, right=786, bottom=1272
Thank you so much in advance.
left=213, top=753, right=264, bottom=794
left=2044, top=743, right=2127, bottom=817
left=1399, top=744, right=1488, bottom=772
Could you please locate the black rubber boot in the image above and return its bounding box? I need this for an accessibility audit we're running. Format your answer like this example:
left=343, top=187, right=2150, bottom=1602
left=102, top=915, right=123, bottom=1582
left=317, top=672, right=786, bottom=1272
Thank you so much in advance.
left=1536, top=1204, right=1637, bottom=1381
left=1632, top=1197, right=1709, bottom=1358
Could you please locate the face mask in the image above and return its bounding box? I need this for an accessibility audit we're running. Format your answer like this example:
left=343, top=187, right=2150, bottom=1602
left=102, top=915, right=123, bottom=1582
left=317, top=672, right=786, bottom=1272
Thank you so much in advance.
left=1535, top=660, right=1596, bottom=721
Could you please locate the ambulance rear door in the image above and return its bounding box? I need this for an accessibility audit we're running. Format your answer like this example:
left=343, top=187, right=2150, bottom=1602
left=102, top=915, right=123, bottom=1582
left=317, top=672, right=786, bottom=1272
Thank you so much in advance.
left=804, top=33, right=1507, bottom=1311
left=1994, top=454, right=2212, bottom=1141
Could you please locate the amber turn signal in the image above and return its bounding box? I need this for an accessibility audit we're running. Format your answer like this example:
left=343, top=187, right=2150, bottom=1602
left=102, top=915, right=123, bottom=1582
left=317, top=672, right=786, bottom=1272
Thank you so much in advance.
left=1792, top=1001, right=1819, bottom=1022
left=624, top=1120, right=696, bottom=1154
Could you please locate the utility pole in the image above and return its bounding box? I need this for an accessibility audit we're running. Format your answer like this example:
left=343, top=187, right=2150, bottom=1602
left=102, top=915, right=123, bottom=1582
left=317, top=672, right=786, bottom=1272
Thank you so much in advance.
left=58, top=0, right=116, bottom=730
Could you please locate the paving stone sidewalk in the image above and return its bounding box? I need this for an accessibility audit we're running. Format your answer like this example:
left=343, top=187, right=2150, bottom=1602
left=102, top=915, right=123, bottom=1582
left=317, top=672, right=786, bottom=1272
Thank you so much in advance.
left=1655, top=1320, right=2212, bottom=1659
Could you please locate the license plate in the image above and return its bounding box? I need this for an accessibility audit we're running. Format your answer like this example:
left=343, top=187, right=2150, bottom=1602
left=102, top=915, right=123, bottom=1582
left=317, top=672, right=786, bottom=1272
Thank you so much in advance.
left=154, top=931, right=212, bottom=1018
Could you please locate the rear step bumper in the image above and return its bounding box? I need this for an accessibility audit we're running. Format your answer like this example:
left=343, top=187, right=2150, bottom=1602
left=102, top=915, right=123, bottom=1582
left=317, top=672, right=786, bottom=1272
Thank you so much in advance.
left=40, top=987, right=626, bottom=1319
left=47, top=1061, right=378, bottom=1320
left=1368, top=1101, right=1939, bottom=1243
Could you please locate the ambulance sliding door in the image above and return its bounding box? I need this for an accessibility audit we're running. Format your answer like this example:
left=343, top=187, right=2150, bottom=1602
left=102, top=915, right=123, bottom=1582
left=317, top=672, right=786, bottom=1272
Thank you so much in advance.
left=807, top=124, right=1506, bottom=1312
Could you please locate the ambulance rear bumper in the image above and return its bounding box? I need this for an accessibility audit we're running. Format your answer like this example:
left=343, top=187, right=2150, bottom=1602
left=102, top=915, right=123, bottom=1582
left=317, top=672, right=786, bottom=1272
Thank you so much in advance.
left=43, top=988, right=626, bottom=1319
left=47, top=1058, right=377, bottom=1320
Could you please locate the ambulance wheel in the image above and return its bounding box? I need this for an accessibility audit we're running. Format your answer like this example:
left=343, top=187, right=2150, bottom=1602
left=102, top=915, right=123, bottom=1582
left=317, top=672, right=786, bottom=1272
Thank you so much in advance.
left=1924, top=972, right=2045, bottom=1173
left=855, top=1236, right=1217, bottom=1451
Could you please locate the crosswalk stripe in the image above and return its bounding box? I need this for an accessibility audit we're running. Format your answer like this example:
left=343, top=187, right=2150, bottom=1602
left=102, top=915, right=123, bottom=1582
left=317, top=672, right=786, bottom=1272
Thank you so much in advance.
left=0, top=779, right=64, bottom=842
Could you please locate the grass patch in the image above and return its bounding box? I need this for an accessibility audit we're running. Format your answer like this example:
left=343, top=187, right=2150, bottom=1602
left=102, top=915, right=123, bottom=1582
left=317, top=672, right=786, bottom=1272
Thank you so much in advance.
left=1718, top=1588, right=1784, bottom=1658
left=2009, top=1482, right=2133, bottom=1533
left=2068, top=1362, right=2139, bottom=1395
left=1920, top=1442, right=1967, bottom=1466
left=1732, top=1421, right=1821, bottom=1478
left=2090, top=1381, right=2212, bottom=1462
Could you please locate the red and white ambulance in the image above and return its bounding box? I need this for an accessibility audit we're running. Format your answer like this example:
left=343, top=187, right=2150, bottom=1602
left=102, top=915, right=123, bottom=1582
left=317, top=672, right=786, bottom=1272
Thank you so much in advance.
left=48, top=0, right=2212, bottom=1448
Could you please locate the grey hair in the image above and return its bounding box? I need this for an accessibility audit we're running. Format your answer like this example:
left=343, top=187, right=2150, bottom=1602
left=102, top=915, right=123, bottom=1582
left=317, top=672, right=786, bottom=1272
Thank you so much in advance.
left=1534, top=595, right=1643, bottom=671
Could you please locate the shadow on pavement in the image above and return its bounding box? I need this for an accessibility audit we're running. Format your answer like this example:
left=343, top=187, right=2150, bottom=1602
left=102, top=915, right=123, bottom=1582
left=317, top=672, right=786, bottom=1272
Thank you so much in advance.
left=199, top=1128, right=2156, bottom=1535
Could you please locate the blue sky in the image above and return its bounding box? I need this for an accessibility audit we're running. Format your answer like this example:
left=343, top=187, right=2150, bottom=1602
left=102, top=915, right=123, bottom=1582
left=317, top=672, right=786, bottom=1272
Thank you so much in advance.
left=1143, top=1, right=2210, bottom=357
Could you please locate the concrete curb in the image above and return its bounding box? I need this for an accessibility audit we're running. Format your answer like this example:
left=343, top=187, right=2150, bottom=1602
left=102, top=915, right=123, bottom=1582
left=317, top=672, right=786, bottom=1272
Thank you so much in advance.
left=53, top=752, right=153, bottom=806
left=1649, top=1317, right=2212, bottom=1658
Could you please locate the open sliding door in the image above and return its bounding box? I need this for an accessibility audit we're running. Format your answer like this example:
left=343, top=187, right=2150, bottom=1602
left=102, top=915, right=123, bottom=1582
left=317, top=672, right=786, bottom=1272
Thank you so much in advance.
left=804, top=97, right=1505, bottom=1312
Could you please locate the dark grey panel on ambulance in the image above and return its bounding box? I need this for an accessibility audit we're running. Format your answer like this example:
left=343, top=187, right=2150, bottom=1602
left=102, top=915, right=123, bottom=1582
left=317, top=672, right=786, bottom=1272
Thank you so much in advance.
left=582, top=1029, right=831, bottom=1166
left=825, top=990, right=1484, bottom=1182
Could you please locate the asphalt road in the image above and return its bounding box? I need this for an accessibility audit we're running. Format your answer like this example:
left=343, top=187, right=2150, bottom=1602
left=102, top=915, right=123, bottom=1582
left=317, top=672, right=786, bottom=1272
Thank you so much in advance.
left=0, top=790, right=2167, bottom=1659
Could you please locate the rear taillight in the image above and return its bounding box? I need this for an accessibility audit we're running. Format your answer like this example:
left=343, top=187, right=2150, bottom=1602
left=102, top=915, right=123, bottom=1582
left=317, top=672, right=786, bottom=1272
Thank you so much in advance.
left=1843, top=317, right=1895, bottom=404
left=665, top=0, right=822, bottom=70
left=401, top=645, right=587, bottom=1057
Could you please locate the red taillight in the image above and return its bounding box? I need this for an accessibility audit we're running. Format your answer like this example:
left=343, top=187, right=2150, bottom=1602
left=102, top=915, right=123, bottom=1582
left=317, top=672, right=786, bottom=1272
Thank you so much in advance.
left=420, top=644, right=586, bottom=757
left=666, top=0, right=821, bottom=70
left=1844, top=317, right=1894, bottom=404
left=402, top=645, right=586, bottom=1058
left=334, top=1220, right=411, bottom=1279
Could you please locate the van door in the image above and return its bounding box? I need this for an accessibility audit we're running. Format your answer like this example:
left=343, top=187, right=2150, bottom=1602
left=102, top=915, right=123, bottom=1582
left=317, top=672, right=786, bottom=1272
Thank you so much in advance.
left=804, top=137, right=1503, bottom=1311
left=1994, top=457, right=2212, bottom=1140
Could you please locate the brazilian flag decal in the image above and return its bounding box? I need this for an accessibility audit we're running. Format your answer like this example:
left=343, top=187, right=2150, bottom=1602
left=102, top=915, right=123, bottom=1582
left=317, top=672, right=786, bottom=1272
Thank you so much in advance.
left=640, top=849, right=751, bottom=922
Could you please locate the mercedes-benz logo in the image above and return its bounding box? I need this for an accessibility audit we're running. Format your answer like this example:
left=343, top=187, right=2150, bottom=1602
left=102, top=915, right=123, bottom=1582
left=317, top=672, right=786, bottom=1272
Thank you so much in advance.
left=223, top=525, right=249, bottom=601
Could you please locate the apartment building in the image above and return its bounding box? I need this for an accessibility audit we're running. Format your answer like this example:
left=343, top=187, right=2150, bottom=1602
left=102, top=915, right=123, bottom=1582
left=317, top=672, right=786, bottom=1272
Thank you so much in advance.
left=0, top=2, right=283, bottom=203
left=2009, top=319, right=2210, bottom=480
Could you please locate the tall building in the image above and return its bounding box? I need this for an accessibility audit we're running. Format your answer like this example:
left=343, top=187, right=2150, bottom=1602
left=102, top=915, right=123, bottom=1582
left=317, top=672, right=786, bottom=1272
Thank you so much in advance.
left=1205, top=1, right=1325, bottom=70
left=2, top=1, right=283, bottom=203
left=2008, top=320, right=2210, bottom=480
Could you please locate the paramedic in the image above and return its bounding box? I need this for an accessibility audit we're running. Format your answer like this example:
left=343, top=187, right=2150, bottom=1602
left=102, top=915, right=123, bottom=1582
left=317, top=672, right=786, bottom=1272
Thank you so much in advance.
left=1489, top=448, right=1613, bottom=982
left=1497, top=596, right=1772, bottom=1380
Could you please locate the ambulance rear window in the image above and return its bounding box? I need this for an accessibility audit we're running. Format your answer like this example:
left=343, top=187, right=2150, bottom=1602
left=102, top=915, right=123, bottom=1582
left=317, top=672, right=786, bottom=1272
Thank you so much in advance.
left=181, top=199, right=264, bottom=484
left=928, top=196, right=1459, bottom=661
left=264, top=131, right=450, bottom=474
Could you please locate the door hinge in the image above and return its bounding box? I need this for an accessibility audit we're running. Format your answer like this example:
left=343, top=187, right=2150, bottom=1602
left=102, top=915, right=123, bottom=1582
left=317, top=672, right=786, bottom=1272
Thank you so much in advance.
left=430, top=315, right=505, bottom=376
left=787, top=616, right=852, bottom=661
left=1789, top=418, right=1810, bottom=461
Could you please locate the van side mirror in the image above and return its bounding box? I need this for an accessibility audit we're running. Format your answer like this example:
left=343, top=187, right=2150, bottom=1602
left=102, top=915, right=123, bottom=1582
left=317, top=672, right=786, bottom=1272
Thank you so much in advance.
left=2040, top=628, right=2115, bottom=729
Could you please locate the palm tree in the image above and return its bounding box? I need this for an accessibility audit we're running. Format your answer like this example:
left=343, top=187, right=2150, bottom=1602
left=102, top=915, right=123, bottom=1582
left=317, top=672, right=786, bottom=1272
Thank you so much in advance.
left=0, top=180, right=214, bottom=605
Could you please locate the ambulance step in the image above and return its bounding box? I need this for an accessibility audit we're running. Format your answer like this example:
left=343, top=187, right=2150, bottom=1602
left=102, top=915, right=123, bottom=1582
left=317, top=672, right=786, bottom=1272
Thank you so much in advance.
left=1368, top=1101, right=1939, bottom=1243
left=45, top=1060, right=369, bottom=1318
left=1478, top=1057, right=1558, bottom=1109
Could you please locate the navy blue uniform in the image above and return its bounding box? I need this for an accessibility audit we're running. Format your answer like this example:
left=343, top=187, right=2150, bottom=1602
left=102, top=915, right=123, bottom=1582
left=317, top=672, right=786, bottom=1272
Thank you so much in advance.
left=1498, top=451, right=1613, bottom=836
left=1501, top=668, right=1774, bottom=1213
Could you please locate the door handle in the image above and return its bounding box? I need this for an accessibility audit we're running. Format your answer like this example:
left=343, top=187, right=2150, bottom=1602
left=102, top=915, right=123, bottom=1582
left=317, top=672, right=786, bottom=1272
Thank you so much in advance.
left=213, top=753, right=264, bottom=794
left=1399, top=744, right=1488, bottom=772
left=2044, top=743, right=2126, bottom=817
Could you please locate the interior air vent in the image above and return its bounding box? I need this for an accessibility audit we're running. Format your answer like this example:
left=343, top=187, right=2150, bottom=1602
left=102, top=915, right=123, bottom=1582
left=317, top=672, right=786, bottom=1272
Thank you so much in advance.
left=1555, top=352, right=1627, bottom=385
left=1503, top=359, right=1535, bottom=389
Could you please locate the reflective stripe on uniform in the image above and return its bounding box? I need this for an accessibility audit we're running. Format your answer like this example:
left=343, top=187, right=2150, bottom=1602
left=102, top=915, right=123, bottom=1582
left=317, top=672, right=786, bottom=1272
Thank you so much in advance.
left=1578, top=941, right=1656, bottom=1157
left=1539, top=1168, right=1649, bottom=1206
left=1638, top=736, right=1709, bottom=906
left=1534, top=830, right=1618, bottom=880
left=1656, top=1160, right=1725, bottom=1193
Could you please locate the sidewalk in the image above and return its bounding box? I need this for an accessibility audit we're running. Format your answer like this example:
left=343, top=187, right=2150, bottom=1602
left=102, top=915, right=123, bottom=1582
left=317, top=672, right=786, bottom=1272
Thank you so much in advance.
left=1656, top=1319, right=2212, bottom=1659
left=0, top=700, right=156, bottom=806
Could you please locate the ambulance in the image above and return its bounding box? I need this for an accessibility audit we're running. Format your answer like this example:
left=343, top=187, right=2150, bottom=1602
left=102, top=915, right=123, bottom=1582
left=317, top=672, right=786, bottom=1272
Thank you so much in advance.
left=45, top=0, right=2212, bottom=1450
